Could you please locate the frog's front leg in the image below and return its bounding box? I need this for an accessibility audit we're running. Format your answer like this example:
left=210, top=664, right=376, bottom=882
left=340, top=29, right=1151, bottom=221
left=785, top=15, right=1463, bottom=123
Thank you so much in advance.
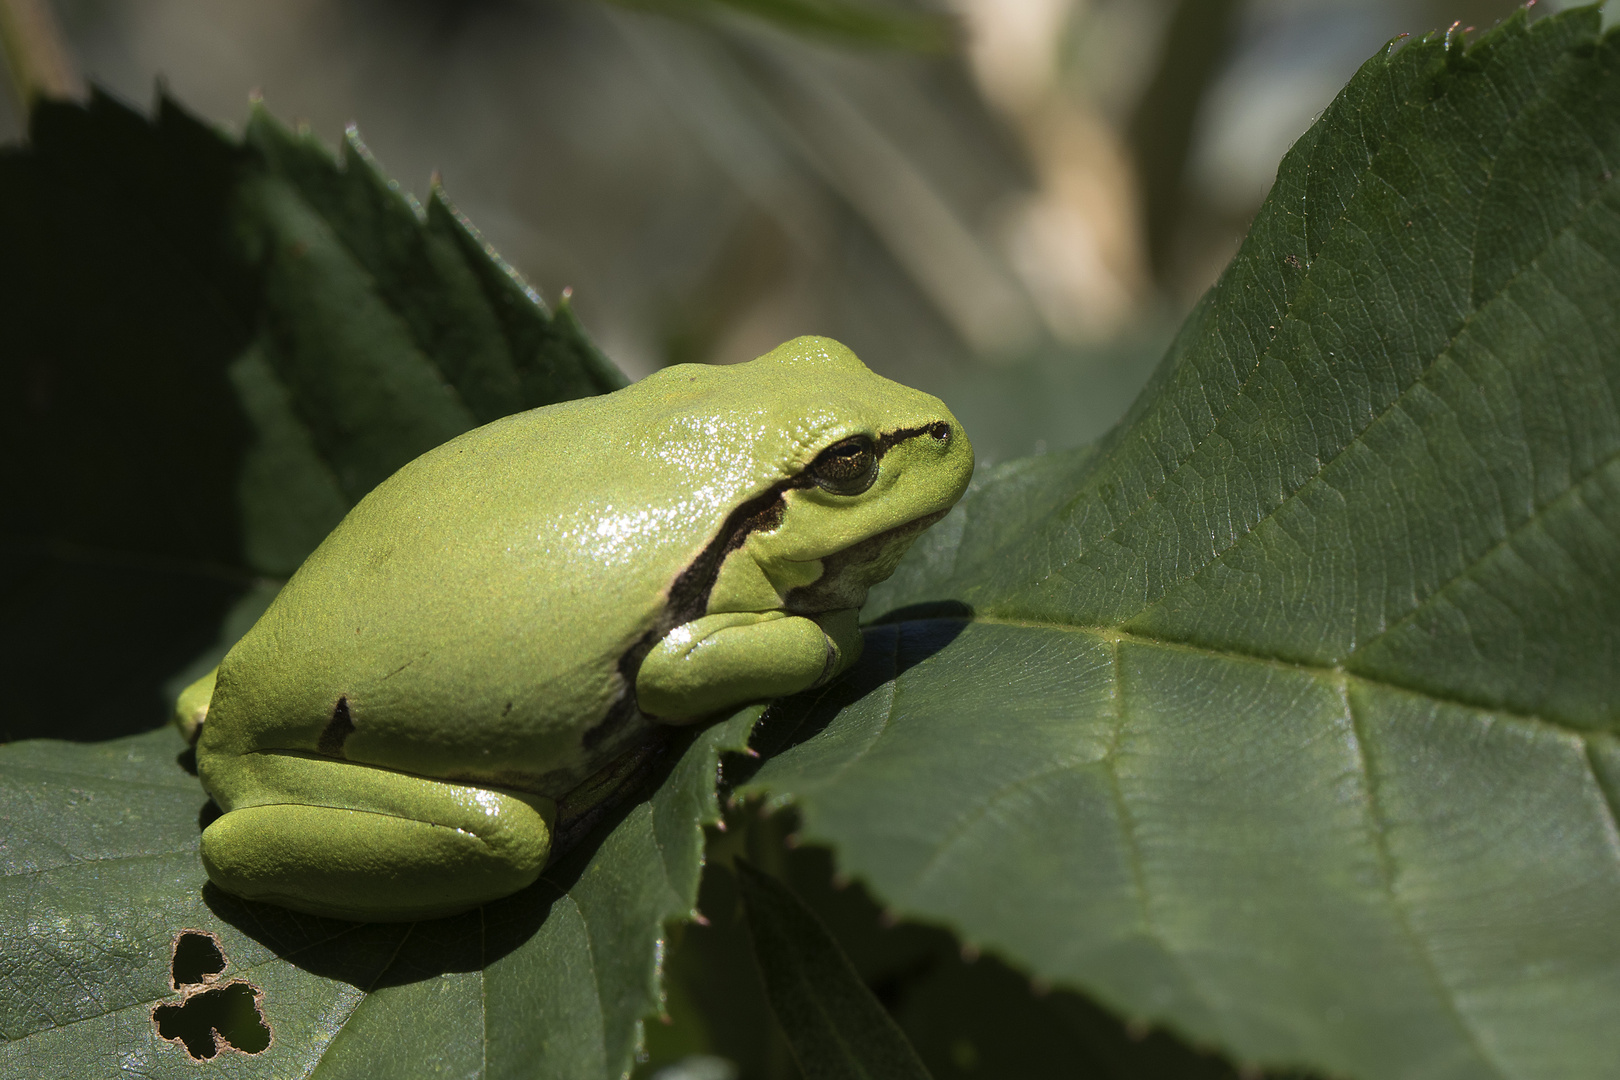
left=197, top=752, right=555, bottom=922
left=636, top=609, right=863, bottom=721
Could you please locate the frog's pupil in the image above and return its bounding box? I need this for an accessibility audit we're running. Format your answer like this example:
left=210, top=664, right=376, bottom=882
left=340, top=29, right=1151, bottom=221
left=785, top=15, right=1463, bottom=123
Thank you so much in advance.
left=810, top=437, right=876, bottom=493
left=825, top=447, right=864, bottom=477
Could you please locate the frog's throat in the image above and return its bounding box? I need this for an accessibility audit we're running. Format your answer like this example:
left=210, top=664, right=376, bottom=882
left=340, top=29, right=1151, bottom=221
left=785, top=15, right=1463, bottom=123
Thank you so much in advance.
left=782, top=507, right=949, bottom=615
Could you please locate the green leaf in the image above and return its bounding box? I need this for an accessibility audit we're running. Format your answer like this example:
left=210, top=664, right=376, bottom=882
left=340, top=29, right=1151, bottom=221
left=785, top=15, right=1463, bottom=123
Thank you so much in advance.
left=736, top=862, right=933, bottom=1080
left=0, top=90, right=730, bottom=1079
left=234, top=103, right=625, bottom=517
left=655, top=823, right=1261, bottom=1079
left=0, top=714, right=756, bottom=1078
left=738, top=10, right=1620, bottom=1079
left=0, top=90, right=624, bottom=741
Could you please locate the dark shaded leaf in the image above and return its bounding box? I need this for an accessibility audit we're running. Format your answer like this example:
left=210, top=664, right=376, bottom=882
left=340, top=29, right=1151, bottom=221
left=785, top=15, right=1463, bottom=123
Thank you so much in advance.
left=0, top=93, right=257, bottom=743
left=737, top=861, right=932, bottom=1080
left=651, top=820, right=1290, bottom=1079
left=0, top=90, right=624, bottom=741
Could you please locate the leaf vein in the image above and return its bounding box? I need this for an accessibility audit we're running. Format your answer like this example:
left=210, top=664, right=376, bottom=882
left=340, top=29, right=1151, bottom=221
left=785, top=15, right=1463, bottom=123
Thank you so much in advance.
left=1581, top=739, right=1620, bottom=867
left=1, top=848, right=196, bottom=881
left=960, top=616, right=1598, bottom=741
left=1342, top=683, right=1511, bottom=1079
left=1122, top=181, right=1618, bottom=640
left=1352, top=441, right=1620, bottom=659
left=1097, top=634, right=1223, bottom=1026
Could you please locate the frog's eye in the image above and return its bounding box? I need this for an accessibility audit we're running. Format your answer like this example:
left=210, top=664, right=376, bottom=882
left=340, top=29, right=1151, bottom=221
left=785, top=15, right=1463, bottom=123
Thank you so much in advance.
left=808, top=435, right=878, bottom=495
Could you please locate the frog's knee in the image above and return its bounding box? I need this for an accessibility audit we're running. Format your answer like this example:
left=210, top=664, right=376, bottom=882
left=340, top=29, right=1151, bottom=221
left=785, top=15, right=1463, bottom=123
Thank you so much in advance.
left=199, top=795, right=554, bottom=921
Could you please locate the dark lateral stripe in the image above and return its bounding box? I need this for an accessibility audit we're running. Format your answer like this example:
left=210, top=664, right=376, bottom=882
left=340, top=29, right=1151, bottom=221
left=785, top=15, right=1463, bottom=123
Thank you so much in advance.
left=664, top=483, right=796, bottom=630
left=873, top=420, right=951, bottom=456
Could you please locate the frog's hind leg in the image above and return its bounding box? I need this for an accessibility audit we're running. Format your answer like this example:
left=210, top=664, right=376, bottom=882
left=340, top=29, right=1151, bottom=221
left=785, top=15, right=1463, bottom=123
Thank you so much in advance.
left=199, top=754, right=555, bottom=922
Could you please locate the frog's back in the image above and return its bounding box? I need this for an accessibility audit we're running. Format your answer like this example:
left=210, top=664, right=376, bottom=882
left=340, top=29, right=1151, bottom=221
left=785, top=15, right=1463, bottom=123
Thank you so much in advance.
left=203, top=381, right=764, bottom=796
left=200, top=339, right=957, bottom=797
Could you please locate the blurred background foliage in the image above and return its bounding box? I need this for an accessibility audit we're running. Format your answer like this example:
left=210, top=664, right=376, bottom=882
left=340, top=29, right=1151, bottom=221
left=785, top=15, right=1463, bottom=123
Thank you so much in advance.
left=3, top=0, right=1598, bottom=465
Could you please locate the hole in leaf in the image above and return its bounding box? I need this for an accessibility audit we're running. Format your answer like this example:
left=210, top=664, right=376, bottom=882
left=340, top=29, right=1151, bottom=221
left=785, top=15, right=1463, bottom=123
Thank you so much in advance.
left=152, top=982, right=271, bottom=1059
left=171, top=930, right=225, bottom=988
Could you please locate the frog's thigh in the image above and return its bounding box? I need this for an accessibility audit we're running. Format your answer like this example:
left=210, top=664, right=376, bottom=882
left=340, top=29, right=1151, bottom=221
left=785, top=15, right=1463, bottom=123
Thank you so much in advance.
left=637, top=610, right=861, bottom=721
left=200, top=756, right=555, bottom=922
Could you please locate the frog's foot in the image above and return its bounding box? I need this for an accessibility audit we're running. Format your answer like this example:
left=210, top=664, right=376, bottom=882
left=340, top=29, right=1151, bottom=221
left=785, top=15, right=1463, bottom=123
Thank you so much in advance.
left=199, top=754, right=555, bottom=922
left=172, top=668, right=219, bottom=744
left=636, top=608, right=862, bottom=721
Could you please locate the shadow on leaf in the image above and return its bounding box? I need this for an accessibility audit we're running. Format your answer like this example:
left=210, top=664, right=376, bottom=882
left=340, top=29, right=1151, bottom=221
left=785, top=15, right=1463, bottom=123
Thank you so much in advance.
left=199, top=723, right=710, bottom=988
left=730, top=614, right=971, bottom=785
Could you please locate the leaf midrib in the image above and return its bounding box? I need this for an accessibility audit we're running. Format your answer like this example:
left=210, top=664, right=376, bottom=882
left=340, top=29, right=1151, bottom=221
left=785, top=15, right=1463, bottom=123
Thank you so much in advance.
left=1, top=847, right=196, bottom=881
left=951, top=616, right=1601, bottom=742
left=1342, top=686, right=1512, bottom=1080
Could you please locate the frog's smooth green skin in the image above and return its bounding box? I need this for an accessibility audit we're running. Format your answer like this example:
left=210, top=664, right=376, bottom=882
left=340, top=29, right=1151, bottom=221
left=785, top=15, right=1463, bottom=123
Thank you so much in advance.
left=191, top=335, right=973, bottom=921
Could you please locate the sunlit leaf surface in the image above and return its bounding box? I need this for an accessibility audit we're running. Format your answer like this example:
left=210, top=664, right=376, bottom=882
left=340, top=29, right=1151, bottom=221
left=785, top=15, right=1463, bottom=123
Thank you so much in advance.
left=741, top=12, right=1620, bottom=1079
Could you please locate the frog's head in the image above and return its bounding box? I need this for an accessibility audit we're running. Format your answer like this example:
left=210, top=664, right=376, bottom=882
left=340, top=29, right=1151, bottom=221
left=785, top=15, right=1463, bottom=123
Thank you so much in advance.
left=665, top=335, right=974, bottom=618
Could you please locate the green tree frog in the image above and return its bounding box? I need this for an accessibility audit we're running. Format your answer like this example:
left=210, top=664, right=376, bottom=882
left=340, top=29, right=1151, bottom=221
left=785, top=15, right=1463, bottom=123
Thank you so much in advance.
left=180, top=336, right=973, bottom=921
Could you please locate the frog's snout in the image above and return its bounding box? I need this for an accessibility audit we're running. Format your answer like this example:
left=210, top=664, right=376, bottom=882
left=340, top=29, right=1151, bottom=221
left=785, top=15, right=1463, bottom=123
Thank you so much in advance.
left=896, top=414, right=973, bottom=515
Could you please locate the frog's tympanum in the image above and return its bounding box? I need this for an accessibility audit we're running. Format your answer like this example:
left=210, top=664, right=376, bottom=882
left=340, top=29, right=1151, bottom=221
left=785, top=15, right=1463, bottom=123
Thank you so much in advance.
left=178, top=336, right=973, bottom=920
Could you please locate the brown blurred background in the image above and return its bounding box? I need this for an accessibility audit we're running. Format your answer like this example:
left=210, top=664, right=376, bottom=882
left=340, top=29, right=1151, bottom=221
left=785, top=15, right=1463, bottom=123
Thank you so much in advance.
left=0, top=0, right=1591, bottom=462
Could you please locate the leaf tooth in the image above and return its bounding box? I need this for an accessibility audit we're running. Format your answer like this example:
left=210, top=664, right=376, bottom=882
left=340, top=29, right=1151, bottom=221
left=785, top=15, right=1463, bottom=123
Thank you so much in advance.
left=342, top=121, right=426, bottom=223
